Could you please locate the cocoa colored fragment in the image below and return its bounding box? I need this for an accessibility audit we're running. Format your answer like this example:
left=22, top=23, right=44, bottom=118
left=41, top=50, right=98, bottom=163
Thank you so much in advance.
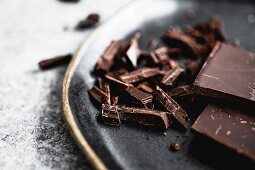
left=125, top=87, right=153, bottom=108
left=102, top=104, right=121, bottom=126
left=88, top=86, right=110, bottom=104
left=161, top=67, right=184, bottom=87
left=170, top=143, right=180, bottom=151
left=154, top=86, right=189, bottom=128
left=76, top=13, right=100, bottom=29
left=38, top=53, right=72, bottom=70
left=120, top=68, right=161, bottom=84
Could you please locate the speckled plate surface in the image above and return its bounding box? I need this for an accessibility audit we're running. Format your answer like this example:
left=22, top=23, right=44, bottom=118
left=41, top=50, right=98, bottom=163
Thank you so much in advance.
left=61, top=0, right=255, bottom=169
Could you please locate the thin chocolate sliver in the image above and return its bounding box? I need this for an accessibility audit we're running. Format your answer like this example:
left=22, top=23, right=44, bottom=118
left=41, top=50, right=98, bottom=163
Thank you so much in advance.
left=154, top=86, right=189, bottom=128
left=105, top=72, right=133, bottom=88
left=194, top=42, right=255, bottom=105
left=102, top=104, right=121, bottom=126
left=161, top=67, right=184, bottom=87
left=120, top=68, right=160, bottom=84
left=38, top=53, right=72, bottom=70
left=192, top=103, right=255, bottom=161
left=125, top=87, right=153, bottom=108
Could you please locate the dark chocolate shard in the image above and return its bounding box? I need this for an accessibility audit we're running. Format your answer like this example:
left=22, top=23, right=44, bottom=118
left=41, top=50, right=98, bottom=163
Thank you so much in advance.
left=138, top=82, right=155, bottom=94
left=162, top=28, right=207, bottom=58
left=38, top=53, right=72, bottom=70
left=124, top=33, right=141, bottom=67
left=161, top=67, right=184, bottom=87
left=150, top=47, right=170, bottom=63
left=119, top=106, right=171, bottom=130
left=96, top=41, right=122, bottom=72
left=125, top=87, right=153, bottom=108
left=102, top=104, right=121, bottom=126
left=154, top=86, right=189, bottom=128
left=166, top=85, right=194, bottom=97
left=120, top=68, right=161, bottom=84
left=105, top=72, right=133, bottom=88
left=192, top=103, right=255, bottom=161
left=101, top=82, right=111, bottom=104
left=194, top=42, right=255, bottom=106
left=76, top=13, right=100, bottom=29
left=88, top=86, right=110, bottom=104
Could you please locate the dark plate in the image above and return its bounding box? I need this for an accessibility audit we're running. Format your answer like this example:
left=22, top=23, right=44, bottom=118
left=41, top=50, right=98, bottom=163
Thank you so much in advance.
left=61, top=0, right=255, bottom=169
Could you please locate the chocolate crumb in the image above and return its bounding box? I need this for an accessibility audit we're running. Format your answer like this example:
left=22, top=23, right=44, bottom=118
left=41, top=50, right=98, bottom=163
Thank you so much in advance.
left=170, top=143, right=180, bottom=151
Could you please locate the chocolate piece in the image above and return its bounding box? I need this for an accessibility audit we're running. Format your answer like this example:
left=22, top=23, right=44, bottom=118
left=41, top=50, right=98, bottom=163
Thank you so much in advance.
left=105, top=72, right=133, bottom=88
left=170, top=143, right=180, bottom=151
left=102, top=104, right=121, bottom=126
left=162, top=28, right=207, bottom=58
left=120, top=106, right=171, bottom=130
left=192, top=103, right=255, bottom=161
left=120, top=68, right=161, bottom=84
left=138, top=82, right=155, bottom=94
left=150, top=47, right=170, bottom=63
left=38, top=53, right=72, bottom=70
left=161, top=67, right=184, bottom=87
left=88, top=86, right=110, bottom=104
left=125, top=87, right=153, bottom=107
left=154, top=86, right=189, bottom=128
left=101, top=82, right=111, bottom=104
left=166, top=85, right=194, bottom=97
left=76, top=13, right=100, bottom=29
left=96, top=41, right=122, bottom=72
left=124, top=33, right=141, bottom=67
left=194, top=42, right=255, bottom=105
left=148, top=38, right=159, bottom=50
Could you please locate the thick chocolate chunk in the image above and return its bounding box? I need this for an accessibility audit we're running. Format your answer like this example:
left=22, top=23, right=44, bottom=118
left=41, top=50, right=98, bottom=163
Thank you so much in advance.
left=102, top=104, right=121, bottom=126
left=88, top=86, right=110, bottom=104
left=138, top=82, right=155, bottom=94
left=125, top=87, right=153, bottom=108
left=194, top=42, right=255, bottom=106
left=119, top=106, right=171, bottom=130
left=161, top=67, right=184, bottom=87
left=166, top=85, right=194, bottom=97
left=96, top=41, right=122, bottom=72
left=120, top=68, right=161, bottom=84
left=192, top=103, right=255, bottom=161
left=154, top=86, right=189, bottom=128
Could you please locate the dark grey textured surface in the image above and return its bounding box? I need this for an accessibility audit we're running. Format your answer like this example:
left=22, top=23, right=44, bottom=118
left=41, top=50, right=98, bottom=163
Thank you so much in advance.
left=68, top=0, right=255, bottom=169
left=0, top=0, right=132, bottom=169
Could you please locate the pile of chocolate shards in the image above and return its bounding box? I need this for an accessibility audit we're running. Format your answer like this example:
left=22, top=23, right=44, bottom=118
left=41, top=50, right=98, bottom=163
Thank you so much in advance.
left=89, top=17, right=255, bottom=160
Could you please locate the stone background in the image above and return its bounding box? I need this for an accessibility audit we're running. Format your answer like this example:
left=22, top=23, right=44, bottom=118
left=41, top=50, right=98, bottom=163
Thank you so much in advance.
left=0, top=0, right=132, bottom=169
